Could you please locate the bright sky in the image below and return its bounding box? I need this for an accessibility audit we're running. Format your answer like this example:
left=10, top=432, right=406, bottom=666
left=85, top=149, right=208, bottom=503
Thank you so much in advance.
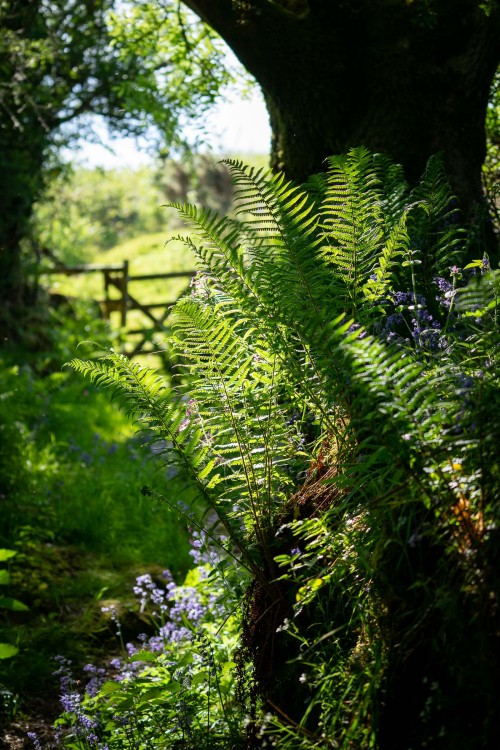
left=72, top=88, right=271, bottom=169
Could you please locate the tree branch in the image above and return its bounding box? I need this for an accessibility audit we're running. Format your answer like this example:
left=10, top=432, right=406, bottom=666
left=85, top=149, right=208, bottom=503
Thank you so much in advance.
left=181, top=0, right=286, bottom=50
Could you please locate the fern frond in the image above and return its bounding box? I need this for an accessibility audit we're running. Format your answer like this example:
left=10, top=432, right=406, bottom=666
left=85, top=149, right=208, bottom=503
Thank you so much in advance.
left=304, top=171, right=328, bottom=208
left=373, top=152, right=410, bottom=229
left=67, top=351, right=254, bottom=568
left=361, top=204, right=419, bottom=310
left=167, top=203, right=259, bottom=315
left=222, top=159, right=328, bottom=328
left=319, top=147, right=386, bottom=317
left=455, top=269, right=500, bottom=319
left=408, top=154, right=465, bottom=282
left=170, top=298, right=296, bottom=550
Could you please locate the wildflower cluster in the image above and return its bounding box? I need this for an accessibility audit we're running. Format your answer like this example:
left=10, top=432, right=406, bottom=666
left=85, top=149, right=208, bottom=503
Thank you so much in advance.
left=375, top=289, right=442, bottom=349
left=48, top=656, right=104, bottom=749
left=28, top=534, right=243, bottom=750
left=130, top=567, right=214, bottom=648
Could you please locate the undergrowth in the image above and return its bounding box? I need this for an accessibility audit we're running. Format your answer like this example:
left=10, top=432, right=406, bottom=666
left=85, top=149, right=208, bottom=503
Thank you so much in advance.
left=0, top=303, right=194, bottom=734
left=21, top=149, right=500, bottom=749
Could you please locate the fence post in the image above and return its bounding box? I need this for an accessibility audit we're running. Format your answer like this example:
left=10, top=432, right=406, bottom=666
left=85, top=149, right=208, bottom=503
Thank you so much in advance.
left=103, top=270, right=111, bottom=320
left=121, top=260, right=129, bottom=328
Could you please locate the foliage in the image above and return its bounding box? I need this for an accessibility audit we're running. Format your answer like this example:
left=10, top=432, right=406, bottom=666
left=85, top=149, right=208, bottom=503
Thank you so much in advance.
left=66, top=148, right=499, bottom=748
left=0, top=0, right=231, bottom=155
left=33, top=162, right=209, bottom=265
left=41, top=536, right=246, bottom=750
left=0, top=353, right=192, bottom=564
left=484, top=66, right=500, bottom=232
left=33, top=155, right=267, bottom=267
left=0, top=549, right=28, bottom=661
left=33, top=168, right=167, bottom=264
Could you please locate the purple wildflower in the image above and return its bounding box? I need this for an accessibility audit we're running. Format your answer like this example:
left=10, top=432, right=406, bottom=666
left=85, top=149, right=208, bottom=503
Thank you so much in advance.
left=83, top=664, right=106, bottom=698
left=60, top=691, right=81, bottom=713
left=27, top=733, right=43, bottom=750
left=78, top=714, right=97, bottom=731
left=392, top=290, right=416, bottom=306
left=54, top=655, right=75, bottom=703
left=434, top=276, right=452, bottom=294
left=347, top=322, right=367, bottom=339
left=188, top=529, right=227, bottom=566
left=434, top=276, right=454, bottom=310
left=101, top=605, right=122, bottom=636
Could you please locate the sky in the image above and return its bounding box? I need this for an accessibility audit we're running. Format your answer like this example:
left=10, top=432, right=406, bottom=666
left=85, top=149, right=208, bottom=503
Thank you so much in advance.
left=72, top=88, right=271, bottom=169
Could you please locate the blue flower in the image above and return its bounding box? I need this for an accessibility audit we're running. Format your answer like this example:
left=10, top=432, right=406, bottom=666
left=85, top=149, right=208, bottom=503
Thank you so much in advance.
left=27, top=732, right=43, bottom=750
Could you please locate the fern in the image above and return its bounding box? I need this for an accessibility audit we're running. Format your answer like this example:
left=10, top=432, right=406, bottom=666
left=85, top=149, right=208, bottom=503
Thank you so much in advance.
left=319, top=147, right=385, bottom=318
left=407, top=153, right=465, bottom=283
left=170, top=297, right=295, bottom=559
left=69, top=148, right=499, bottom=750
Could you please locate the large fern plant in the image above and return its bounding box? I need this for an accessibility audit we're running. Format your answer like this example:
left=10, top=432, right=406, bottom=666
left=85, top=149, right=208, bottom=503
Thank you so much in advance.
left=69, top=147, right=499, bottom=749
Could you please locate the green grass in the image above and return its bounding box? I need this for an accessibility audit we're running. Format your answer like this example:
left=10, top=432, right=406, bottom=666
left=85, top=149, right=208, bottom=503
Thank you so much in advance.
left=0, top=361, right=194, bottom=566
left=0, top=351, right=196, bottom=723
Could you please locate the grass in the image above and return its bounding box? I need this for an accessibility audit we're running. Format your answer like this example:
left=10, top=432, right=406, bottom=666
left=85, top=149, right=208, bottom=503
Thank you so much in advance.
left=0, top=348, right=196, bottom=732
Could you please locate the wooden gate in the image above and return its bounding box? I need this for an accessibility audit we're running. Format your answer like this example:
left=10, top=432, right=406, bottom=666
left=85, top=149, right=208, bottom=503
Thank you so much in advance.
left=42, top=260, right=195, bottom=357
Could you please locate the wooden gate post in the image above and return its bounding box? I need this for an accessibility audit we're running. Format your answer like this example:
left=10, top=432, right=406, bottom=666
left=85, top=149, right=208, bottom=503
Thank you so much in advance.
left=121, top=260, right=129, bottom=327
left=103, top=269, right=111, bottom=320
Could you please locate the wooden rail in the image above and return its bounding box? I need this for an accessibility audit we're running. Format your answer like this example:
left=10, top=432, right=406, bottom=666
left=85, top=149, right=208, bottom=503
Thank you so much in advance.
left=42, top=260, right=195, bottom=357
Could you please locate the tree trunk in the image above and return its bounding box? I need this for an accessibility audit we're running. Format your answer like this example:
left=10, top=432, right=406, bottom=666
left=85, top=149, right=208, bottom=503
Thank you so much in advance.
left=185, top=0, right=500, bottom=224
left=0, top=124, right=47, bottom=340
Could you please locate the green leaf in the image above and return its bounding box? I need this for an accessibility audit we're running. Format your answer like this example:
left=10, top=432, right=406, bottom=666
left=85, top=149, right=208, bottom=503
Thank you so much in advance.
left=0, top=550, right=17, bottom=562
left=99, top=681, right=122, bottom=695
left=0, top=643, right=19, bottom=659
left=138, top=685, right=169, bottom=701
left=0, top=597, right=29, bottom=612
left=191, top=671, right=207, bottom=688
left=165, top=680, right=182, bottom=693
left=130, top=650, right=157, bottom=662
left=0, top=570, right=10, bottom=585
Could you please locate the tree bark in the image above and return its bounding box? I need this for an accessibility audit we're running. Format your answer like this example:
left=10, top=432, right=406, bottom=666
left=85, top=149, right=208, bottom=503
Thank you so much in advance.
left=0, top=121, right=47, bottom=337
left=184, top=0, right=500, bottom=222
